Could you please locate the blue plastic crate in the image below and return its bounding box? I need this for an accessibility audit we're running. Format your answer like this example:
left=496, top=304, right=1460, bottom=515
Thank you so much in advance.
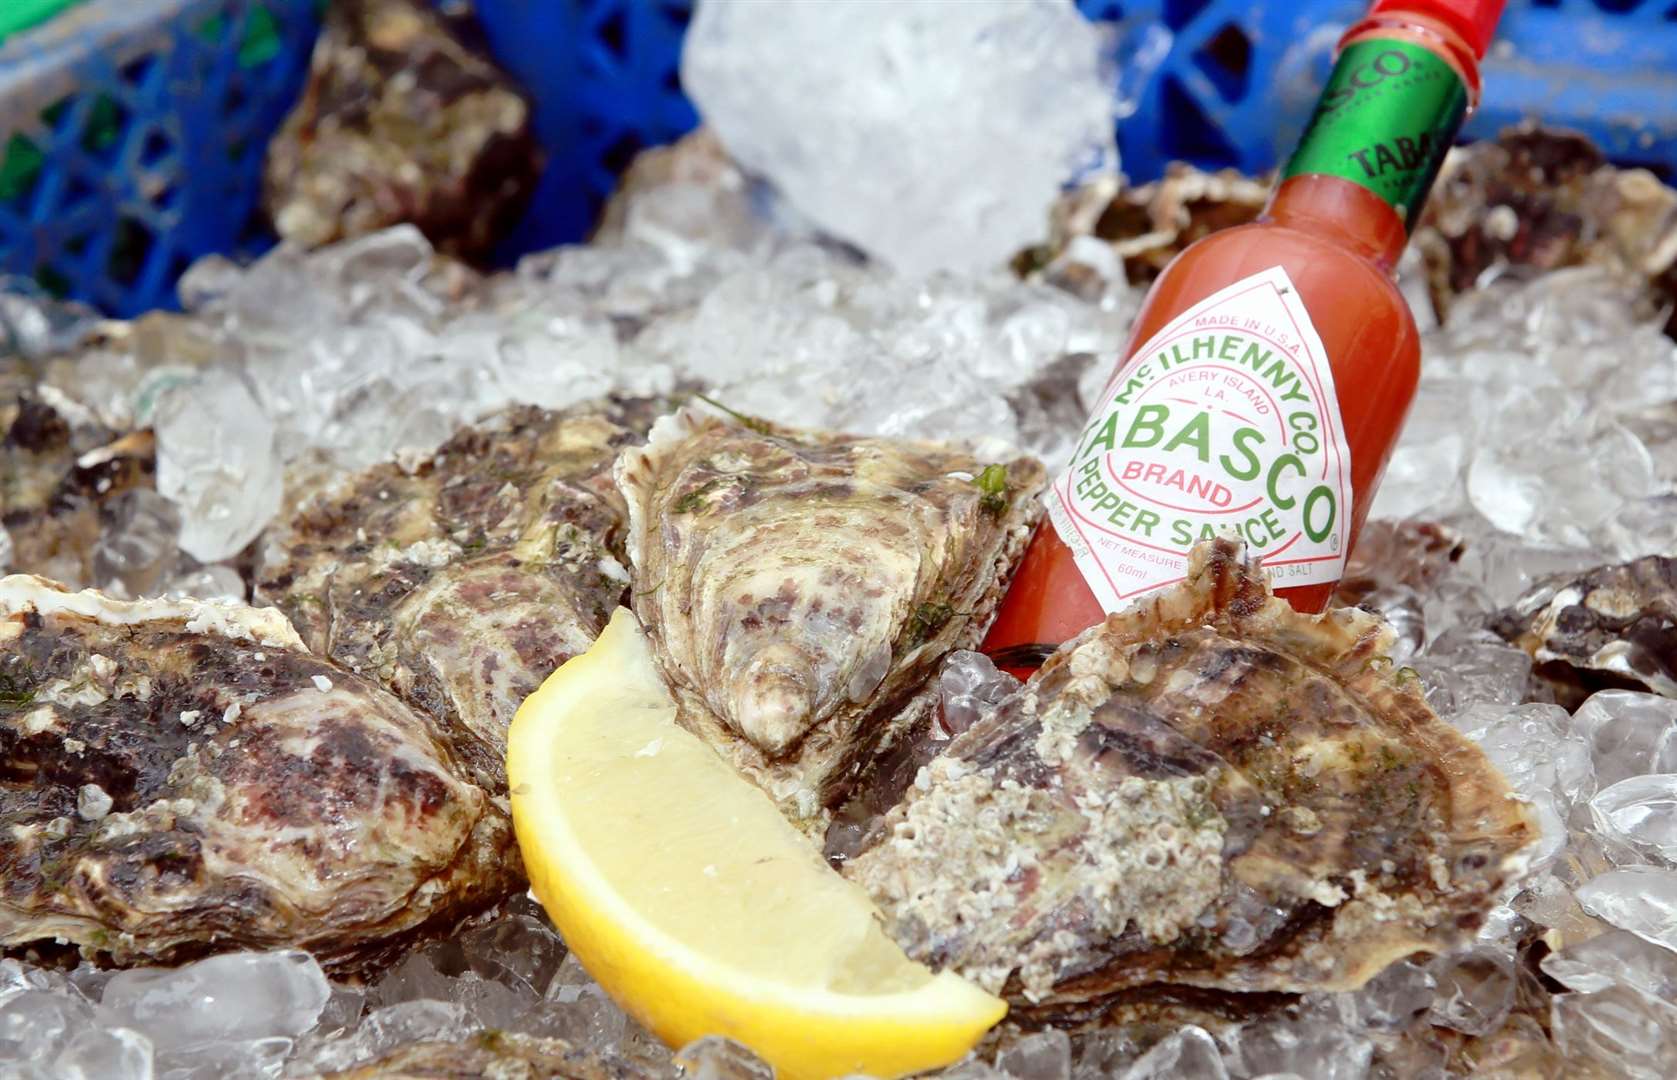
left=0, top=0, right=320, bottom=317
left=1087, top=0, right=1677, bottom=183
left=473, top=0, right=1677, bottom=261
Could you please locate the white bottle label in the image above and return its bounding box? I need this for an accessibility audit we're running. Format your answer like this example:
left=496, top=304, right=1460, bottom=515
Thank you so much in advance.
left=1047, top=266, right=1353, bottom=610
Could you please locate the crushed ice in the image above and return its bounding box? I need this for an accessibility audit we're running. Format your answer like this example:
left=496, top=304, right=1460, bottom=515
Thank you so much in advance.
left=3, top=5, right=1677, bottom=1078
left=10, top=179, right=1677, bottom=1080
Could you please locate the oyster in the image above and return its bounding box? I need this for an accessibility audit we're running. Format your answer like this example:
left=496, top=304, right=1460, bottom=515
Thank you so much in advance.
left=1026, top=164, right=1268, bottom=289
left=1492, top=555, right=1677, bottom=708
left=0, top=576, right=517, bottom=974
left=1078, top=165, right=1269, bottom=284
left=2, top=384, right=158, bottom=588
left=616, top=407, right=1045, bottom=829
left=264, top=0, right=543, bottom=263
left=1414, top=126, right=1677, bottom=336
left=256, top=403, right=648, bottom=796
left=845, top=540, right=1535, bottom=1006
left=308, top=1032, right=657, bottom=1080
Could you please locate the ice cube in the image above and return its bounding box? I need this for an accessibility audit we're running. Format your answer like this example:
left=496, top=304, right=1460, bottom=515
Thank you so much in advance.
left=1114, top=1025, right=1226, bottom=1080
left=1542, top=928, right=1677, bottom=998
left=1225, top=1014, right=1372, bottom=1080
left=458, top=902, right=568, bottom=998
left=1550, top=984, right=1677, bottom=1079
left=1450, top=702, right=1593, bottom=868
left=371, top=951, right=456, bottom=1009
left=1590, top=774, right=1677, bottom=863
left=53, top=1026, right=152, bottom=1080
left=682, top=0, right=1116, bottom=276
left=1368, top=381, right=1469, bottom=521
left=0, top=990, right=89, bottom=1059
left=936, top=1055, right=1010, bottom=1080
left=487, top=314, right=617, bottom=413
left=100, top=949, right=329, bottom=1054
left=938, top=650, right=1020, bottom=736
left=152, top=370, right=283, bottom=562
left=673, top=1035, right=775, bottom=1080
left=0, top=280, right=100, bottom=358
left=530, top=955, right=630, bottom=1051
left=1337, top=959, right=1436, bottom=1032
left=1576, top=867, right=1677, bottom=952
left=295, top=1000, right=476, bottom=1073
left=1570, top=691, right=1677, bottom=789
left=995, top=1029, right=1071, bottom=1080
left=91, top=490, right=182, bottom=599
left=1427, top=948, right=1517, bottom=1037
left=1413, top=631, right=1536, bottom=717
left=163, top=564, right=246, bottom=602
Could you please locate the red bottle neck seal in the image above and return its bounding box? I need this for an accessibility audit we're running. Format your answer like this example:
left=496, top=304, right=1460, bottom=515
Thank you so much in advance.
left=1369, top=0, right=1507, bottom=58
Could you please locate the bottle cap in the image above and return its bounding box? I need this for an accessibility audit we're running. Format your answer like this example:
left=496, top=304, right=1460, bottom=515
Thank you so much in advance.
left=1370, top=0, right=1507, bottom=58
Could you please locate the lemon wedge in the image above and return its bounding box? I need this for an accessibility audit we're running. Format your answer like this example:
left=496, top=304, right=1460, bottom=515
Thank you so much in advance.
left=506, top=607, right=1006, bottom=1080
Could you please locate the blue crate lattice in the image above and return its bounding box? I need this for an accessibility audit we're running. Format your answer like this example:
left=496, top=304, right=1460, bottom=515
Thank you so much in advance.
left=0, top=0, right=320, bottom=317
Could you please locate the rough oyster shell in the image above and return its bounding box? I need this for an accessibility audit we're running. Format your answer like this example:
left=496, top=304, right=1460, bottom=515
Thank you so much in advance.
left=0, top=576, right=517, bottom=975
left=1492, top=554, right=1677, bottom=708
left=3, top=385, right=157, bottom=588
left=1415, top=125, right=1677, bottom=336
left=257, top=403, right=647, bottom=795
left=263, top=0, right=543, bottom=262
left=616, top=407, right=1045, bottom=829
left=845, top=540, right=1535, bottom=1007
left=307, top=1031, right=657, bottom=1079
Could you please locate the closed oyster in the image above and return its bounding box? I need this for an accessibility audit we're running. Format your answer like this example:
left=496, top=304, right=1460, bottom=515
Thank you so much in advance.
left=1415, top=125, right=1677, bottom=337
left=616, top=407, right=1045, bottom=829
left=845, top=540, right=1535, bottom=1006
left=0, top=576, right=517, bottom=975
left=257, top=403, right=647, bottom=794
left=2, top=386, right=157, bottom=588
left=1492, top=554, right=1677, bottom=708
left=263, top=0, right=543, bottom=262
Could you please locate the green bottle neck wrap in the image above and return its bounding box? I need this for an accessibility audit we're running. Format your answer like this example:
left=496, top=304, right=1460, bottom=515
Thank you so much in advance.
left=1280, top=38, right=1470, bottom=233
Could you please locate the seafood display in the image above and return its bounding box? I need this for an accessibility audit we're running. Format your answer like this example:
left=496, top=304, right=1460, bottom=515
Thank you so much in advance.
left=0, top=577, right=517, bottom=976
left=617, top=407, right=1045, bottom=830
left=4, top=12, right=1677, bottom=1061
left=847, top=540, right=1534, bottom=1006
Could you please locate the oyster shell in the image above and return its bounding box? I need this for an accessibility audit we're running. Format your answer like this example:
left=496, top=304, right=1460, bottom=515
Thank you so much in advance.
left=2, top=385, right=158, bottom=588
left=1415, top=125, right=1677, bottom=336
left=616, top=407, right=1045, bottom=829
left=845, top=540, right=1535, bottom=1006
left=1492, top=555, right=1677, bottom=708
left=255, top=403, right=649, bottom=796
left=0, top=576, right=517, bottom=974
left=263, top=0, right=543, bottom=262
left=307, top=1032, right=657, bottom=1079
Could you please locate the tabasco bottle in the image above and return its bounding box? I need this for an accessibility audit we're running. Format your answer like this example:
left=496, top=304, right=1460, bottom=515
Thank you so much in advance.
left=983, top=0, right=1504, bottom=678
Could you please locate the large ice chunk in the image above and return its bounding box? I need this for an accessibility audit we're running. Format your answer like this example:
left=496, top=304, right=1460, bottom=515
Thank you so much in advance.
left=100, top=950, right=329, bottom=1055
left=681, top=0, right=1116, bottom=275
left=151, top=369, right=283, bottom=562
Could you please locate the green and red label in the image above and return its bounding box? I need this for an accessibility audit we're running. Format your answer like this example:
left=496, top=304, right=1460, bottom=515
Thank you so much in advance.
left=1048, top=267, right=1352, bottom=610
left=1281, top=38, right=1469, bottom=231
